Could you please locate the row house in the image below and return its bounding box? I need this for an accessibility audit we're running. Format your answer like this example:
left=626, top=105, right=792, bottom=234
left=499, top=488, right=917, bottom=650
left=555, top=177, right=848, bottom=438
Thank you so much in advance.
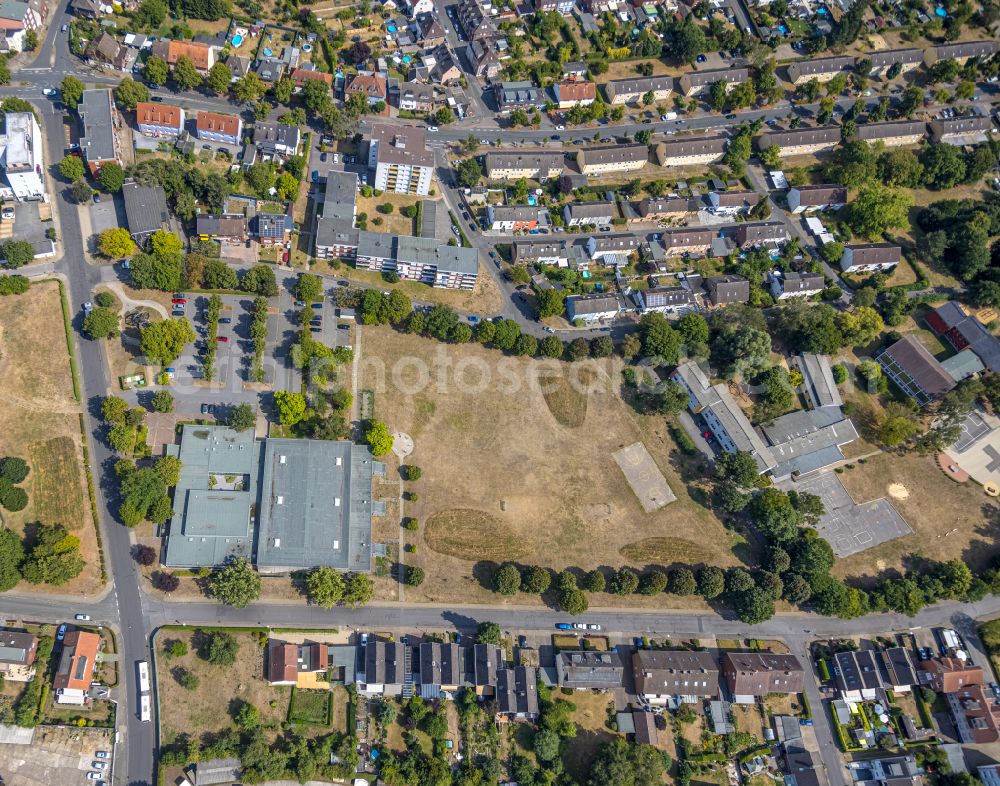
left=852, top=119, right=926, bottom=148
left=484, top=150, right=564, bottom=180
left=563, top=200, right=614, bottom=227
left=398, top=82, right=437, bottom=113
left=554, top=80, right=596, bottom=108
left=786, top=55, right=854, bottom=85
left=705, top=274, right=750, bottom=305
left=758, top=126, right=840, bottom=157
left=661, top=227, right=715, bottom=256
left=834, top=650, right=884, bottom=702
left=604, top=75, right=673, bottom=105
left=469, top=39, right=502, bottom=80
left=487, top=204, right=544, bottom=232
left=678, top=67, right=749, bottom=97
left=565, top=292, right=622, bottom=323
left=655, top=135, right=727, bottom=167
left=840, top=243, right=900, bottom=273
left=493, top=80, right=545, bottom=111
left=865, top=48, right=923, bottom=76
left=633, top=650, right=719, bottom=707
left=135, top=101, right=184, bottom=137
left=535, top=0, right=575, bottom=13
left=770, top=270, right=824, bottom=300
left=633, top=286, right=697, bottom=316
left=924, top=40, right=999, bottom=66
left=254, top=121, right=300, bottom=161
left=586, top=233, right=640, bottom=264
left=150, top=39, right=217, bottom=73
left=706, top=189, right=755, bottom=216
left=425, top=44, right=462, bottom=85
left=555, top=651, right=625, bottom=690
left=575, top=143, right=648, bottom=175
left=267, top=640, right=329, bottom=685
left=456, top=0, right=495, bottom=42
left=734, top=221, right=787, bottom=247
left=929, top=114, right=993, bottom=145
left=637, top=196, right=699, bottom=220
left=415, top=14, right=446, bottom=48
left=787, top=184, right=846, bottom=214
left=512, top=238, right=571, bottom=266
left=722, top=653, right=804, bottom=704
left=196, top=110, right=242, bottom=145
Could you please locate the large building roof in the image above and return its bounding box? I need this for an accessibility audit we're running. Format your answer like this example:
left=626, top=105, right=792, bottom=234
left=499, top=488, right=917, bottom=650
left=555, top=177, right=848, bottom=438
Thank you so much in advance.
left=79, top=88, right=118, bottom=165
left=632, top=650, right=719, bottom=697
left=577, top=143, right=648, bottom=167
left=256, top=439, right=376, bottom=572
left=135, top=101, right=183, bottom=129
left=371, top=123, right=432, bottom=168
left=878, top=334, right=958, bottom=403
left=722, top=652, right=804, bottom=696
left=196, top=110, right=241, bottom=138
left=122, top=179, right=169, bottom=239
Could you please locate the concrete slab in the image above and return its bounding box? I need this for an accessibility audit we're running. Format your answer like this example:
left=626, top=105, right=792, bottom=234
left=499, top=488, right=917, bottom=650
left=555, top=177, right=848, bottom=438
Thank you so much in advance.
left=945, top=408, right=1000, bottom=486
left=613, top=442, right=676, bottom=513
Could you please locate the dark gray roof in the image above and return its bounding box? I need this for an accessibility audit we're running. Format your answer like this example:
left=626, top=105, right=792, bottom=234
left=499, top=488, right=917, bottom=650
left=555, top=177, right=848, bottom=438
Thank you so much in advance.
left=853, top=120, right=926, bottom=142
left=787, top=55, right=854, bottom=79
left=835, top=650, right=883, bottom=694
left=758, top=126, right=840, bottom=150
left=928, top=40, right=999, bottom=61
left=632, top=649, right=719, bottom=697
left=604, top=75, right=674, bottom=100
left=706, top=274, right=750, bottom=304
left=565, top=201, right=615, bottom=219
left=658, top=135, right=727, bottom=160
left=496, top=665, right=538, bottom=717
left=557, top=650, right=625, bottom=688
left=877, top=335, right=957, bottom=403
left=122, top=180, right=169, bottom=240
left=79, top=88, right=118, bottom=164
left=578, top=143, right=648, bottom=166
left=680, top=67, right=749, bottom=88
left=866, top=48, right=923, bottom=68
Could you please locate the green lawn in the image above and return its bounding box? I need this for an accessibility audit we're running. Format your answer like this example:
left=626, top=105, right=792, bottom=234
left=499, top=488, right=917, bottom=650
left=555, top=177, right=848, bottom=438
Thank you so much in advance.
left=289, top=688, right=331, bottom=725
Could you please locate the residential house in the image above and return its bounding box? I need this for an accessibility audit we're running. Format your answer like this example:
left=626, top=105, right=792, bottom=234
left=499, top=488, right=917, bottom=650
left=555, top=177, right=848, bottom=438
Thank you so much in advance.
left=149, top=39, right=216, bottom=72
left=0, top=111, right=45, bottom=202
left=85, top=32, right=129, bottom=71
left=633, top=286, right=696, bottom=316
left=632, top=650, right=720, bottom=706
left=472, top=643, right=500, bottom=695
left=876, top=335, right=956, bottom=405
left=346, top=72, right=388, bottom=105
left=485, top=150, right=564, bottom=180
left=398, top=82, right=437, bottom=113
left=456, top=0, right=494, bottom=41
left=722, top=653, right=804, bottom=703
left=880, top=647, right=918, bottom=693
left=354, top=232, right=478, bottom=289
left=555, top=650, right=626, bottom=690
left=848, top=756, right=923, bottom=786
left=493, top=81, right=545, bottom=111
left=840, top=243, right=900, bottom=273
left=565, top=292, right=622, bottom=323
left=707, top=189, right=755, bottom=216
left=671, top=361, right=777, bottom=473
left=313, top=170, right=360, bottom=260
left=53, top=630, right=100, bottom=704
left=291, top=66, right=332, bottom=92
left=486, top=204, right=544, bottom=232
left=418, top=642, right=463, bottom=696
left=415, top=14, right=446, bottom=48
left=255, top=57, right=285, bottom=84
left=678, top=67, right=749, bottom=97
left=786, top=55, right=854, bottom=84
left=834, top=650, right=884, bottom=702
left=769, top=270, right=824, bottom=299
left=356, top=638, right=405, bottom=696
left=468, top=39, right=502, bottom=80
left=496, top=666, right=539, bottom=721
left=586, top=233, right=641, bottom=264
left=122, top=179, right=169, bottom=246
left=928, top=114, right=993, bottom=145
left=254, top=121, right=300, bottom=160
left=196, top=111, right=242, bottom=145
left=70, top=0, right=102, bottom=18
left=513, top=238, right=571, bottom=266
left=193, top=759, right=243, bottom=786
left=661, top=227, right=715, bottom=256
left=554, top=80, right=596, bottom=108
left=562, top=61, right=587, bottom=79
left=226, top=54, right=251, bottom=80
left=196, top=214, right=248, bottom=244
left=852, top=120, right=927, bottom=148
left=787, top=185, right=847, bottom=214
left=919, top=657, right=985, bottom=693
left=536, top=0, right=575, bottom=13
left=267, top=640, right=329, bottom=685
left=949, top=683, right=1000, bottom=743
left=638, top=197, right=699, bottom=220
left=924, top=40, right=999, bottom=66
left=255, top=212, right=293, bottom=246
left=410, top=0, right=434, bottom=16
left=369, top=123, right=434, bottom=196
left=757, top=126, right=840, bottom=157
left=563, top=200, right=614, bottom=227
left=0, top=631, right=37, bottom=678
left=927, top=301, right=1000, bottom=372
left=655, top=135, right=727, bottom=167
left=576, top=143, right=647, bottom=175
left=735, top=221, right=787, bottom=248
left=79, top=88, right=123, bottom=175
left=604, top=75, right=673, bottom=105
left=135, top=101, right=184, bottom=137
left=705, top=274, right=750, bottom=305
left=427, top=44, right=462, bottom=85
left=866, top=48, right=923, bottom=76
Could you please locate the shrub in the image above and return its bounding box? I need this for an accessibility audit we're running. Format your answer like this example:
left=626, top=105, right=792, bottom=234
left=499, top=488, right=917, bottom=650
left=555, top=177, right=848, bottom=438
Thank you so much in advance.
left=403, top=465, right=422, bottom=481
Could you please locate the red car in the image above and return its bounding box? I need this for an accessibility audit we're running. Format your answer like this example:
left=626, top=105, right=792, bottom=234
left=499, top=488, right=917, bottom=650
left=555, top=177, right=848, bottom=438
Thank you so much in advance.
left=217, top=335, right=228, bottom=343
left=171, top=297, right=186, bottom=305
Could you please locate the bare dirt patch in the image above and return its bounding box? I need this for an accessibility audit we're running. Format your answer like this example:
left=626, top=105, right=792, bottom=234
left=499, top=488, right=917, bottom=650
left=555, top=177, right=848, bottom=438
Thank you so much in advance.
left=361, top=327, right=742, bottom=606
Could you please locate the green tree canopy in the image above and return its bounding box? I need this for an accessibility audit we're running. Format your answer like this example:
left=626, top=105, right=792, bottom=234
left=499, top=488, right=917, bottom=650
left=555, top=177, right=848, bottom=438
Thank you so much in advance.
left=209, top=557, right=261, bottom=608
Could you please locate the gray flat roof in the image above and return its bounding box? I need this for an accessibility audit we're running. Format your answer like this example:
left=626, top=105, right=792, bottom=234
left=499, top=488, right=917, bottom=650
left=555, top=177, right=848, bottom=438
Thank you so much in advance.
left=79, top=89, right=118, bottom=164
left=122, top=180, right=169, bottom=239
left=255, top=439, right=375, bottom=572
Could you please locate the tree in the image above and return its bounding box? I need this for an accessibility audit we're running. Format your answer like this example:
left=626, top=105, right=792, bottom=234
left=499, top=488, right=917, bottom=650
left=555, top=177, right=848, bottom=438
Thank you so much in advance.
left=20, top=524, right=84, bottom=585
left=733, top=586, right=776, bottom=624
left=876, top=403, right=920, bottom=446
left=877, top=149, right=923, bottom=188
left=276, top=172, right=299, bottom=200
left=140, top=319, right=195, bottom=365
left=84, top=307, right=120, bottom=339
left=711, top=325, right=772, bottom=378
left=0, top=457, right=27, bottom=485
left=97, top=228, right=135, bottom=259
left=240, top=264, right=278, bottom=296
left=172, top=55, right=203, bottom=91
left=0, top=529, right=22, bottom=591
left=206, top=62, right=232, bottom=95
left=150, top=390, right=174, bottom=414
left=306, top=566, right=345, bottom=608
left=534, top=729, right=561, bottom=763
left=747, top=488, right=803, bottom=543
left=609, top=567, right=639, bottom=595
left=295, top=273, right=324, bottom=303
left=920, top=143, right=967, bottom=190
left=133, top=544, right=157, bottom=567
left=199, top=630, right=239, bottom=665
left=272, top=77, right=294, bottom=105
left=227, top=403, right=255, bottom=432
left=58, top=155, right=85, bottom=182
left=536, top=288, right=565, bottom=319
left=847, top=184, right=913, bottom=239
left=164, top=638, right=187, bottom=658
left=456, top=158, right=483, bottom=188
left=522, top=565, right=551, bottom=594
left=477, top=621, right=501, bottom=643
left=150, top=230, right=183, bottom=259
left=69, top=180, right=93, bottom=204
left=655, top=382, right=689, bottom=418
left=143, top=56, right=169, bottom=86
left=716, top=451, right=759, bottom=488
left=209, top=557, right=261, bottom=608
left=343, top=572, right=374, bottom=607
left=587, top=738, right=666, bottom=786
left=638, top=313, right=681, bottom=362
left=302, top=79, right=331, bottom=112
left=696, top=565, right=725, bottom=600
left=153, top=571, right=180, bottom=592
left=115, top=77, right=150, bottom=110
left=539, top=335, right=563, bottom=358
left=493, top=563, right=522, bottom=595
left=364, top=420, right=393, bottom=456
left=60, top=75, right=85, bottom=108
left=102, top=395, right=129, bottom=424
left=233, top=72, right=265, bottom=103
left=665, top=16, right=706, bottom=63
left=177, top=669, right=199, bottom=690
left=668, top=567, right=697, bottom=596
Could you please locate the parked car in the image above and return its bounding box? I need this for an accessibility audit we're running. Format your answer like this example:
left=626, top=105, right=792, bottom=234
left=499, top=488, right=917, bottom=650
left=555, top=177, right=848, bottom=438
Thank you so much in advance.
left=200, top=403, right=210, bottom=415
left=320, top=153, right=327, bottom=162
left=217, top=336, right=228, bottom=342
left=57, top=624, right=67, bottom=641
left=555, top=623, right=572, bottom=630
left=60, top=23, right=67, bottom=32
left=572, top=622, right=587, bottom=630
left=93, top=194, right=100, bottom=203
left=467, top=315, right=480, bottom=323
left=171, top=309, right=184, bottom=317
left=87, top=774, right=105, bottom=782
left=294, top=300, right=305, bottom=307
left=311, top=302, right=323, bottom=309
left=587, top=624, right=601, bottom=630
left=337, top=280, right=349, bottom=286
left=1, top=206, right=13, bottom=220
left=517, top=635, right=527, bottom=648
left=171, top=297, right=186, bottom=304
left=337, top=324, right=349, bottom=331
left=91, top=762, right=107, bottom=770
left=427, top=125, right=439, bottom=132
left=94, top=752, right=109, bottom=760
left=219, top=317, right=231, bottom=324
left=74, top=613, right=91, bottom=621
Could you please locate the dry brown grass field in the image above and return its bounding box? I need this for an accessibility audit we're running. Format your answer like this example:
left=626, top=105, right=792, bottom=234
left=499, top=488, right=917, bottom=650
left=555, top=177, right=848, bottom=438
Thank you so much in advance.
left=0, top=281, right=102, bottom=594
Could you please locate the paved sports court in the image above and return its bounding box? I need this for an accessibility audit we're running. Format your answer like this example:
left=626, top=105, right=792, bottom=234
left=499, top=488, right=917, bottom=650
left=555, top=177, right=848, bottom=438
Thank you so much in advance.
left=613, top=442, right=676, bottom=513
left=945, top=408, right=1000, bottom=486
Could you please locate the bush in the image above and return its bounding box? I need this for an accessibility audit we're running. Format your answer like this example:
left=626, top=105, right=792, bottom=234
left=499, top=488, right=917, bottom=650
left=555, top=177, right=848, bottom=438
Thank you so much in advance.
left=0, top=457, right=28, bottom=484
left=152, top=570, right=180, bottom=592
left=404, top=565, right=425, bottom=586
left=165, top=639, right=187, bottom=658
left=403, top=465, right=422, bottom=481
left=402, top=518, right=419, bottom=531
left=134, top=544, right=157, bottom=566
left=95, top=292, right=116, bottom=308
left=177, top=668, right=199, bottom=690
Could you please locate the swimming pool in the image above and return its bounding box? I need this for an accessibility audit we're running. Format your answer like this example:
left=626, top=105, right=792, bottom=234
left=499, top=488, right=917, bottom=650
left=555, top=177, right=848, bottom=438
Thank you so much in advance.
left=262, top=47, right=273, bottom=56
left=231, top=33, right=243, bottom=45
left=387, top=23, right=397, bottom=32
left=302, top=42, right=312, bottom=51
left=934, top=6, right=947, bottom=16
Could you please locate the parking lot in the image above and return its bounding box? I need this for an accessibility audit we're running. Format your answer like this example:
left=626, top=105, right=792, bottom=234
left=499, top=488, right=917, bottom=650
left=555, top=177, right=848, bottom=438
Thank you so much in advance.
left=4, top=202, right=55, bottom=257
left=88, top=195, right=124, bottom=254
left=169, top=294, right=255, bottom=391
left=0, top=725, right=114, bottom=786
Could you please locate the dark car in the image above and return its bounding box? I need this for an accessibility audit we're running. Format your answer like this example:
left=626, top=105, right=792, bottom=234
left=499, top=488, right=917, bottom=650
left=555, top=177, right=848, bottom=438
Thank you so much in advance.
left=310, top=326, right=322, bottom=332
left=219, top=317, right=231, bottom=324
left=311, top=302, right=323, bottom=309
left=337, top=280, right=349, bottom=286
left=320, top=152, right=328, bottom=162
left=171, top=309, right=185, bottom=317
left=338, top=324, right=349, bottom=330
left=200, top=403, right=210, bottom=415
left=151, top=96, right=163, bottom=102
left=517, top=635, right=527, bottom=648
left=725, top=113, right=738, bottom=120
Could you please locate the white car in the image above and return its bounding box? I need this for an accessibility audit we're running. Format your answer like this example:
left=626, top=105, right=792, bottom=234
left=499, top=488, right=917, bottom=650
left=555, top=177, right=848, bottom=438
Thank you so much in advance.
left=87, top=774, right=104, bottom=782
left=42, top=88, right=56, bottom=96
left=91, top=762, right=107, bottom=770
left=1, top=206, right=13, bottom=220
left=427, top=125, right=439, bottom=132
left=94, top=751, right=109, bottom=759
left=554, top=124, right=565, bottom=130
left=587, top=623, right=601, bottom=630
left=572, top=622, right=587, bottom=630
left=75, top=614, right=90, bottom=621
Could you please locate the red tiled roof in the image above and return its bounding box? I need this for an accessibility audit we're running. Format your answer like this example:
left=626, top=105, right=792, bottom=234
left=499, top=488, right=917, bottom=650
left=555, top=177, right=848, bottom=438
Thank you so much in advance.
left=196, top=110, right=240, bottom=137
left=136, top=101, right=183, bottom=129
